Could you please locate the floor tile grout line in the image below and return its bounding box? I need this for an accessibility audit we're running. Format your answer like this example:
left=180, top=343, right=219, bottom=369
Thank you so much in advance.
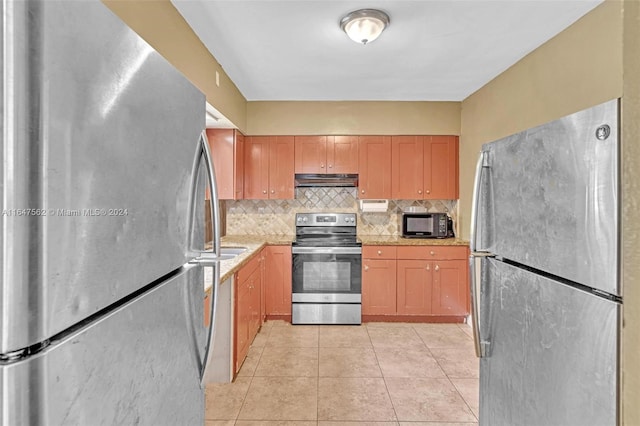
left=450, top=378, right=481, bottom=422
left=367, top=323, right=401, bottom=423
left=233, top=321, right=273, bottom=423
left=430, top=342, right=479, bottom=423
left=233, top=349, right=259, bottom=422
left=317, top=327, right=320, bottom=423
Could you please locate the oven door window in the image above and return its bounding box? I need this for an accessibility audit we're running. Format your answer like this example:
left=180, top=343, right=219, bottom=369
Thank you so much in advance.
left=292, top=253, right=361, bottom=294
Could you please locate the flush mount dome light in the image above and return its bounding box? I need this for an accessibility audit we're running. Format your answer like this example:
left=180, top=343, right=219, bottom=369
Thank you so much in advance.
left=340, top=9, right=390, bottom=45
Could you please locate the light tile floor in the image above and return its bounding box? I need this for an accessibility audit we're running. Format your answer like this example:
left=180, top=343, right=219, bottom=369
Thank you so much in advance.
left=206, top=321, right=479, bottom=425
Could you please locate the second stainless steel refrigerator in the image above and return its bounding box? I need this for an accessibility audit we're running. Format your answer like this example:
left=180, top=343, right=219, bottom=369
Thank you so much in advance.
left=470, top=99, right=621, bottom=425
left=1, top=1, right=222, bottom=424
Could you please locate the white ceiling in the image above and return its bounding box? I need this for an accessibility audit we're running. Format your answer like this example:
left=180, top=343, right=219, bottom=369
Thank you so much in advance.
left=173, top=0, right=603, bottom=102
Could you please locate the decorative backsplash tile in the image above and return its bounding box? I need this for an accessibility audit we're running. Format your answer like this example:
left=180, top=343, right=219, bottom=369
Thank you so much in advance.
left=225, top=188, right=458, bottom=237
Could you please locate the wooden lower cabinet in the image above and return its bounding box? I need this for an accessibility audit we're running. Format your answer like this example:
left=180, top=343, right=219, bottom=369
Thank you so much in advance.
left=264, top=245, right=292, bottom=318
left=431, top=259, right=468, bottom=315
left=235, top=277, right=251, bottom=373
left=396, top=260, right=433, bottom=315
left=362, top=259, right=397, bottom=315
left=234, top=255, right=262, bottom=374
left=362, top=245, right=469, bottom=321
left=204, top=292, right=211, bottom=327
left=233, top=245, right=292, bottom=375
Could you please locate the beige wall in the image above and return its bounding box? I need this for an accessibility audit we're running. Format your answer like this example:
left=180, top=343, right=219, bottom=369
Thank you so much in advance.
left=460, top=1, right=640, bottom=424
left=622, top=0, right=640, bottom=423
left=459, top=0, right=623, bottom=239
left=246, top=101, right=460, bottom=135
left=102, top=0, right=248, bottom=130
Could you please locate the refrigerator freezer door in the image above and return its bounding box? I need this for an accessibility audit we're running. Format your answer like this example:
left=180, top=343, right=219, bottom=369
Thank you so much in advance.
left=1, top=0, right=205, bottom=353
left=0, top=265, right=206, bottom=426
left=479, top=257, right=618, bottom=426
left=478, top=99, right=618, bottom=295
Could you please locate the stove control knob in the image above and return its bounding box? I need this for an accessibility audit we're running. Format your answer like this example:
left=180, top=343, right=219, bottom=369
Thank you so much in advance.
left=302, top=217, right=308, bottom=223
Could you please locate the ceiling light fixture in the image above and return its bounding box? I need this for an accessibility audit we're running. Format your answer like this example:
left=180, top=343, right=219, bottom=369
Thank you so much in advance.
left=340, top=9, right=390, bottom=45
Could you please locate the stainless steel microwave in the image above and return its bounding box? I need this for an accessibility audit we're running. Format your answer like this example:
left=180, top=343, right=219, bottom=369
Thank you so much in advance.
left=401, top=212, right=453, bottom=238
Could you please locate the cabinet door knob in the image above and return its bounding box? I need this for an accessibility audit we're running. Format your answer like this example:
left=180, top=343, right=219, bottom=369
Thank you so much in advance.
left=418, top=190, right=422, bottom=194
left=430, top=251, right=435, bottom=256
left=426, top=190, right=431, bottom=194
left=271, top=190, right=275, bottom=194
left=328, top=164, right=333, bottom=168
left=262, top=190, right=267, bottom=194
left=435, top=264, right=440, bottom=271
left=426, top=264, right=430, bottom=270
left=320, top=164, right=325, bottom=168
left=364, top=265, right=369, bottom=271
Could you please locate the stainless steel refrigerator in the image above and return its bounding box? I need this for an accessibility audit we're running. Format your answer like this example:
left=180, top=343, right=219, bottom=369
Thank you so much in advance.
left=1, top=1, right=222, bottom=424
left=469, top=99, right=621, bottom=425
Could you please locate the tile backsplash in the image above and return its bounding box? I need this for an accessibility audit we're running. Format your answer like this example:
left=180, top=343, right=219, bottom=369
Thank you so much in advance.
left=226, top=187, right=458, bottom=237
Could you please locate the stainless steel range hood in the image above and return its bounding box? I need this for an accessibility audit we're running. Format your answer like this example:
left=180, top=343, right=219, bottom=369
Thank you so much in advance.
left=294, top=174, right=358, bottom=187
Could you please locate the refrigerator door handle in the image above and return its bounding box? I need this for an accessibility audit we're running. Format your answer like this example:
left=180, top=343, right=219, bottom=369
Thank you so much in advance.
left=470, top=150, right=487, bottom=253
left=186, top=131, right=221, bottom=386
left=469, top=253, right=491, bottom=358
left=199, top=131, right=221, bottom=386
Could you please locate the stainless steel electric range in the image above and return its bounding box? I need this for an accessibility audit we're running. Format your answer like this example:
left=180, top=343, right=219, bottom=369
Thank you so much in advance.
left=291, top=213, right=362, bottom=325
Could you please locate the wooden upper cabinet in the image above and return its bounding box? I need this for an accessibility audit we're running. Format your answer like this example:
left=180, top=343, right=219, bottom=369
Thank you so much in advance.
left=391, top=136, right=425, bottom=199
left=295, top=135, right=358, bottom=174
left=424, top=135, right=459, bottom=199
left=269, top=136, right=295, bottom=199
left=327, top=136, right=358, bottom=173
left=244, top=136, right=271, bottom=199
left=206, top=128, right=244, bottom=200
left=244, top=136, right=294, bottom=199
left=295, top=136, right=327, bottom=173
left=358, top=136, right=392, bottom=199
left=390, top=135, right=459, bottom=200
left=234, top=133, right=245, bottom=199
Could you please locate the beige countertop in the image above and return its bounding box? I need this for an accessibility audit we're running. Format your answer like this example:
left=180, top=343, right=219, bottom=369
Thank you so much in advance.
left=218, top=235, right=293, bottom=282
left=204, top=234, right=468, bottom=294
left=222, top=235, right=294, bottom=246
left=204, top=235, right=293, bottom=294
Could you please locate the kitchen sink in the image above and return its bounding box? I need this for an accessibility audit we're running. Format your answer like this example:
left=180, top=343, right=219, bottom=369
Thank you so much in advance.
left=217, top=246, right=248, bottom=260
left=220, top=247, right=247, bottom=255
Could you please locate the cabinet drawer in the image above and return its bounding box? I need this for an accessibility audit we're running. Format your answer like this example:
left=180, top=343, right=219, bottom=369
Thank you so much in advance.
left=237, top=252, right=262, bottom=283
left=363, top=246, right=397, bottom=259
left=396, top=245, right=468, bottom=260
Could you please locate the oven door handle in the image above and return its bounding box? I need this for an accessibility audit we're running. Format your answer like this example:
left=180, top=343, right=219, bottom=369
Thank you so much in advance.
left=291, top=246, right=362, bottom=255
